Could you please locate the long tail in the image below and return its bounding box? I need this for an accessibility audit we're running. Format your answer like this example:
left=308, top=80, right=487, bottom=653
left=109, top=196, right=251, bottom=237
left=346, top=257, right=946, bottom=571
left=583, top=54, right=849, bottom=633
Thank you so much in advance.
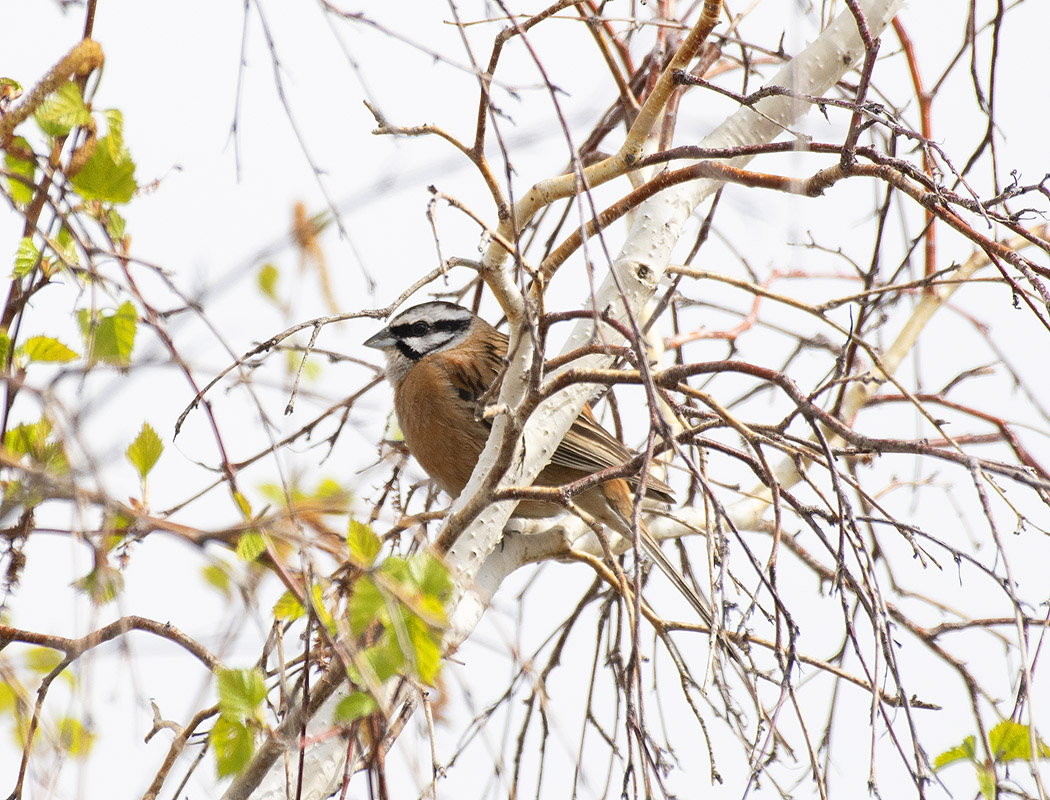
left=638, top=524, right=714, bottom=628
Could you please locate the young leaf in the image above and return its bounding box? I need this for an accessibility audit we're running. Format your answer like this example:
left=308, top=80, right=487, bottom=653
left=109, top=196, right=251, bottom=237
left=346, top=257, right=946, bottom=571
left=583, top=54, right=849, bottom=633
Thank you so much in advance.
left=379, top=555, right=410, bottom=584
left=977, top=764, right=996, bottom=800
left=273, top=590, right=305, bottom=622
left=54, top=225, right=79, bottom=267
left=989, top=719, right=1050, bottom=762
left=347, top=519, right=381, bottom=567
left=404, top=612, right=443, bottom=685
left=216, top=667, right=267, bottom=720
left=82, top=301, right=137, bottom=365
left=71, top=565, right=124, bottom=605
left=6, top=419, right=51, bottom=461
left=210, top=716, right=254, bottom=778
left=104, top=509, right=135, bottom=537
left=4, top=138, right=36, bottom=207
left=365, top=632, right=405, bottom=682
left=334, top=692, right=378, bottom=724
left=934, top=735, right=976, bottom=769
left=57, top=716, right=94, bottom=758
left=126, top=422, right=163, bottom=479
left=24, top=647, right=63, bottom=674
left=22, top=336, right=77, bottom=363
left=70, top=120, right=137, bottom=204
left=233, top=491, right=252, bottom=520
left=104, top=209, right=126, bottom=242
left=348, top=577, right=385, bottom=636
left=201, top=563, right=232, bottom=597
left=410, top=552, right=452, bottom=601
left=103, top=109, right=125, bottom=153
left=235, top=531, right=266, bottom=562
left=13, top=237, right=43, bottom=278
left=34, top=82, right=92, bottom=137
left=0, top=683, right=16, bottom=713
left=257, top=263, right=279, bottom=301
left=308, top=582, right=335, bottom=632
left=313, top=478, right=349, bottom=502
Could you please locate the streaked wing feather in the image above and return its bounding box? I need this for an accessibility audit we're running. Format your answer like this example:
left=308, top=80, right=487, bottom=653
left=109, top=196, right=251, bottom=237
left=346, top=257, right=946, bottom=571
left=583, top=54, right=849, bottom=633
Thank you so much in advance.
left=440, top=326, right=507, bottom=411
left=551, top=406, right=675, bottom=503
left=464, top=325, right=672, bottom=503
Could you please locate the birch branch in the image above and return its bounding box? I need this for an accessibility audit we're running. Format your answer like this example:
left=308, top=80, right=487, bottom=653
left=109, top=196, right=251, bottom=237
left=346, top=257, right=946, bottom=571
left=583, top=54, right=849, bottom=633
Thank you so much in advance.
left=241, top=1, right=904, bottom=796
left=446, top=0, right=904, bottom=637
left=724, top=227, right=1047, bottom=530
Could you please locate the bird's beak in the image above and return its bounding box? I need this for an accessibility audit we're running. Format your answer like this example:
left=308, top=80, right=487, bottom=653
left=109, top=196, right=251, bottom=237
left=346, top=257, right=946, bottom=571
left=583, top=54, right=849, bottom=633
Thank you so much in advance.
left=363, top=327, right=395, bottom=349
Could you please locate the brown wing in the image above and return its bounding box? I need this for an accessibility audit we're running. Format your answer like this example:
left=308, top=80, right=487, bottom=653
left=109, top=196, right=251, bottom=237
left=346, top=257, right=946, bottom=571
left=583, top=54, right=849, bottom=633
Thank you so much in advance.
left=462, top=321, right=673, bottom=503
left=439, top=328, right=507, bottom=408
left=551, top=404, right=675, bottom=503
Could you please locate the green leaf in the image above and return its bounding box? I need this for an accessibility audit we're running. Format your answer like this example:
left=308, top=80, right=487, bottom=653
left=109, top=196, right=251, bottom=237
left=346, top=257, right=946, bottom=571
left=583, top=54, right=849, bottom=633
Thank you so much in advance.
left=0, top=332, right=9, bottom=367
left=348, top=577, right=385, bottom=636
left=126, top=422, right=163, bottom=479
left=977, top=764, right=996, bottom=800
left=210, top=716, right=254, bottom=778
left=57, top=716, right=94, bottom=757
left=41, top=442, right=68, bottom=473
left=934, top=735, right=976, bottom=769
left=13, top=237, right=43, bottom=278
left=0, top=480, right=34, bottom=519
left=104, top=209, right=126, bottom=242
left=257, top=263, right=279, bottom=301
left=404, top=612, right=443, bottom=685
left=70, top=116, right=136, bottom=204
left=5, top=418, right=46, bottom=456
left=989, top=719, right=1050, bottom=762
left=380, top=555, right=410, bottom=584
left=314, top=478, right=349, bottom=502
left=22, top=336, right=77, bottom=363
left=365, top=632, right=404, bottom=682
left=35, top=82, right=91, bottom=137
left=71, top=565, right=124, bottom=605
left=201, top=563, right=232, bottom=597
left=5, top=137, right=36, bottom=207
left=81, top=300, right=137, bottom=365
left=347, top=519, right=381, bottom=567
left=5, top=418, right=64, bottom=470
left=0, top=682, right=16, bottom=713
left=407, top=553, right=451, bottom=626
left=216, top=667, right=267, bottom=720
left=103, top=109, right=125, bottom=154
left=308, top=582, right=334, bottom=632
left=256, top=482, right=288, bottom=505
left=235, top=531, right=266, bottom=562
left=54, top=225, right=78, bottom=267
left=103, top=509, right=135, bottom=538
left=24, top=647, right=63, bottom=674
left=233, top=490, right=252, bottom=520
left=410, top=552, right=452, bottom=601
left=273, top=590, right=305, bottom=622
left=334, top=692, right=377, bottom=724
left=285, top=348, right=322, bottom=380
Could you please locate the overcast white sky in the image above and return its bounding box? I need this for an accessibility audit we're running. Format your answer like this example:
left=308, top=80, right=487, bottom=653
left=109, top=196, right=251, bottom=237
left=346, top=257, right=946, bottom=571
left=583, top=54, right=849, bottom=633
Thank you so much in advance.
left=2, top=2, right=1049, bottom=798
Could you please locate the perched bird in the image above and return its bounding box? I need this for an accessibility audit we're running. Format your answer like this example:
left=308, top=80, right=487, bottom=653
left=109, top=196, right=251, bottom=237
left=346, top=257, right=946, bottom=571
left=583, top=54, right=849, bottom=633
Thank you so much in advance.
left=364, top=300, right=715, bottom=625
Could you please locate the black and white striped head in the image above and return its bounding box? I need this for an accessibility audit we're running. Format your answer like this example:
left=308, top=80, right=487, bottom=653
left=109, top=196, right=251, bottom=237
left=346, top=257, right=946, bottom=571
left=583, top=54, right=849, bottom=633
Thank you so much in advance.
left=363, top=301, right=476, bottom=382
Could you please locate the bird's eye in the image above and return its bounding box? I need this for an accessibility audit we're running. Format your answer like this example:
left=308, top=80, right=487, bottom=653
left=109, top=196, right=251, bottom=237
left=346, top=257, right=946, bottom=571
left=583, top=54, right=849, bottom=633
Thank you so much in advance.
left=409, top=321, right=429, bottom=337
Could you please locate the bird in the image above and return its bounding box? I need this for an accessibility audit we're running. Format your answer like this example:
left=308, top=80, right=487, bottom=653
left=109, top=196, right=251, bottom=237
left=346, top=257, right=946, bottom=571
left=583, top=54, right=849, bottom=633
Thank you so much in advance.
left=363, top=300, right=716, bottom=627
